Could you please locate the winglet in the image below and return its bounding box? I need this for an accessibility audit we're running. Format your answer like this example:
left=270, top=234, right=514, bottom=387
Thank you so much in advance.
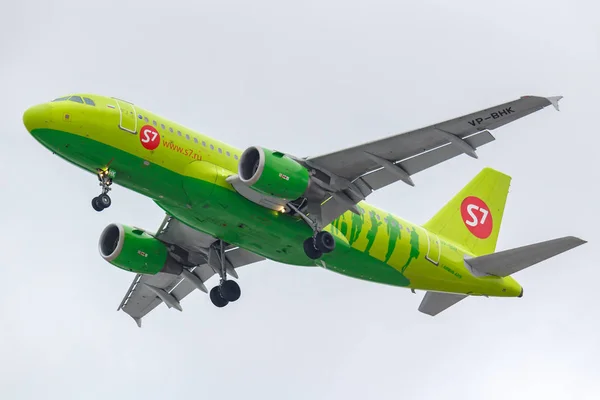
left=547, top=96, right=563, bottom=111
left=133, top=316, right=142, bottom=328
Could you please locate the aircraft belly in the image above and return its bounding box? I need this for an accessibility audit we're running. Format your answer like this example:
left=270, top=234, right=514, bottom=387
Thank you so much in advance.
left=156, top=179, right=316, bottom=267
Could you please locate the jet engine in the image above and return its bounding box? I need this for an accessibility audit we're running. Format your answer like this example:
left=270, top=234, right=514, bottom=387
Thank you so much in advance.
left=98, top=223, right=182, bottom=275
left=238, top=146, right=310, bottom=200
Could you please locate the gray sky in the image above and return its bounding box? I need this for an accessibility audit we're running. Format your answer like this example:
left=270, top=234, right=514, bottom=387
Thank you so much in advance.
left=1, top=0, right=599, bottom=398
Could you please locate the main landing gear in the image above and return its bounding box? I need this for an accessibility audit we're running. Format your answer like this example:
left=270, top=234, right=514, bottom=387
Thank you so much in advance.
left=286, top=202, right=336, bottom=260
left=303, top=231, right=335, bottom=260
left=92, top=169, right=113, bottom=212
left=209, top=240, right=242, bottom=308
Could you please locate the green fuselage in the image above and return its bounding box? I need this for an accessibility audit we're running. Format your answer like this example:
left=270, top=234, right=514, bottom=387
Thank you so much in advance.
left=22, top=94, right=522, bottom=297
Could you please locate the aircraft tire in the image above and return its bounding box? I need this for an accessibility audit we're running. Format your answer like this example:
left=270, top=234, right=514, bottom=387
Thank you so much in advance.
left=92, top=197, right=104, bottom=212
left=210, top=286, right=229, bottom=307
left=98, top=194, right=112, bottom=209
left=315, top=231, right=335, bottom=253
left=303, top=238, right=322, bottom=260
left=220, top=280, right=241, bottom=302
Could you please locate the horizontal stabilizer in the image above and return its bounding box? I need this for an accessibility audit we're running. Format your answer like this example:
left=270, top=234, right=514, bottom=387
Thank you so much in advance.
left=418, top=291, right=468, bottom=316
left=464, top=236, right=586, bottom=277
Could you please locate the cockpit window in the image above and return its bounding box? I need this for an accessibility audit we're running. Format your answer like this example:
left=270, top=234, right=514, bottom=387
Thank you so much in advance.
left=83, top=97, right=96, bottom=106
left=52, top=97, right=69, bottom=102
left=69, top=96, right=84, bottom=103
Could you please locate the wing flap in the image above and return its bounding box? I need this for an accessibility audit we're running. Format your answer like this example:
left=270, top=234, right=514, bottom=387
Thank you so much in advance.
left=418, top=291, right=468, bottom=316
left=464, top=236, right=586, bottom=277
left=307, top=96, right=559, bottom=181
left=297, top=96, right=560, bottom=229
left=118, top=272, right=184, bottom=321
left=116, top=215, right=266, bottom=327
left=169, top=265, right=213, bottom=303
left=316, top=131, right=496, bottom=227
left=359, top=130, right=494, bottom=192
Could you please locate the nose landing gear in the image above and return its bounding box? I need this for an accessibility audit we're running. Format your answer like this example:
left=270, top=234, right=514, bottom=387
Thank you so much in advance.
left=92, top=169, right=113, bottom=212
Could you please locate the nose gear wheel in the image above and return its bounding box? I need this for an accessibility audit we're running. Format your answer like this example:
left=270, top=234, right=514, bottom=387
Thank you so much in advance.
left=92, top=169, right=113, bottom=212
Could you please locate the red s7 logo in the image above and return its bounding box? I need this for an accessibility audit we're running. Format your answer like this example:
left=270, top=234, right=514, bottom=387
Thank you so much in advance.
left=461, top=196, right=493, bottom=239
left=139, top=125, right=160, bottom=150
left=464, top=204, right=489, bottom=227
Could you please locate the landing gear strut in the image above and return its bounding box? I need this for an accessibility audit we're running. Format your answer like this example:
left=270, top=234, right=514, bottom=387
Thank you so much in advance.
left=209, top=240, right=242, bottom=308
left=92, top=169, right=113, bottom=212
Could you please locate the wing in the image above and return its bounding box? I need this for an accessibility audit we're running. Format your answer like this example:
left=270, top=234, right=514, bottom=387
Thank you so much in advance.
left=116, top=215, right=264, bottom=327
left=298, top=95, right=562, bottom=228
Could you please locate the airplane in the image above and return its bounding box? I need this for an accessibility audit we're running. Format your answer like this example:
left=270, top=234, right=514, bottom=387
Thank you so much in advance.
left=22, top=93, right=586, bottom=326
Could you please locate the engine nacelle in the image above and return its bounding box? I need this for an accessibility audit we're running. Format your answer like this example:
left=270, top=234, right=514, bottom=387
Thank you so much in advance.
left=238, top=146, right=310, bottom=200
left=98, top=223, right=182, bottom=275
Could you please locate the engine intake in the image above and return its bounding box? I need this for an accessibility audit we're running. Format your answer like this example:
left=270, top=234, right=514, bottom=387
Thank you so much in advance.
left=98, top=223, right=182, bottom=275
left=238, top=146, right=310, bottom=200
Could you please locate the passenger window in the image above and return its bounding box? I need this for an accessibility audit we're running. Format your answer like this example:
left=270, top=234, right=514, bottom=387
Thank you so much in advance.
left=144, top=117, right=149, bottom=122
left=234, top=154, right=239, bottom=160
left=161, top=123, right=165, bottom=129
left=153, top=120, right=157, bottom=126
left=218, top=148, right=222, bottom=153
left=52, top=97, right=69, bottom=102
left=186, top=134, right=190, bottom=140
left=202, top=141, right=206, bottom=147
left=193, top=138, right=198, bottom=144
left=210, top=144, right=214, bottom=150
left=178, top=131, right=182, bottom=136
left=226, top=151, right=230, bottom=157
left=69, top=96, right=84, bottom=103
left=83, top=97, right=96, bottom=106
left=137, top=114, right=143, bottom=119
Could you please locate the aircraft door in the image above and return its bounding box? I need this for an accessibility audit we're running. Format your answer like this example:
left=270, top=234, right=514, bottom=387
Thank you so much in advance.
left=422, top=229, right=441, bottom=266
left=114, top=98, right=137, bottom=134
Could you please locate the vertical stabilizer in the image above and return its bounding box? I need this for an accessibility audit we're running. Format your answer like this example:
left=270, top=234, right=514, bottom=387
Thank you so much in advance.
left=423, top=168, right=511, bottom=256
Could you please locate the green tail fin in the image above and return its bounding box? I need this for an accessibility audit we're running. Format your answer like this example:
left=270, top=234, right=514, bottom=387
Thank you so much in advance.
left=423, top=167, right=511, bottom=256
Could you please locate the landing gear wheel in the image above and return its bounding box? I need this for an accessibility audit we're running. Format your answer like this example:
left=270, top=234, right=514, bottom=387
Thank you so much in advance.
left=315, top=231, right=335, bottom=253
left=210, top=286, right=229, bottom=308
left=303, top=237, right=323, bottom=260
left=92, top=197, right=104, bottom=212
left=98, top=194, right=111, bottom=209
left=92, top=168, right=114, bottom=212
left=220, top=280, right=241, bottom=302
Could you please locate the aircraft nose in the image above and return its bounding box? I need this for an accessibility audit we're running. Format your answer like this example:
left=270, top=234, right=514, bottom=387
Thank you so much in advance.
left=23, top=103, right=52, bottom=133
